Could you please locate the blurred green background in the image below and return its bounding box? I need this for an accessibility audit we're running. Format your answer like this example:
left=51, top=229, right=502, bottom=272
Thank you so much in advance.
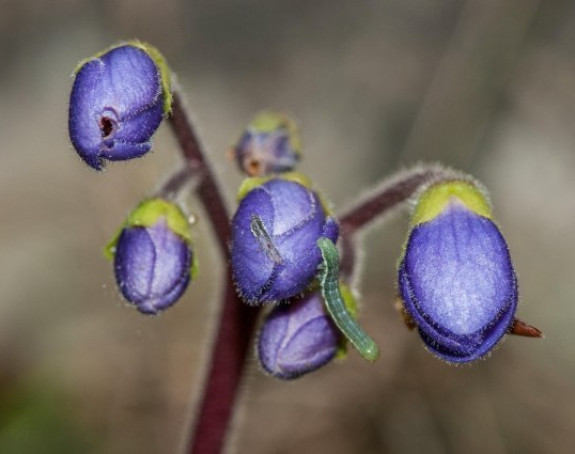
left=0, top=0, right=573, bottom=453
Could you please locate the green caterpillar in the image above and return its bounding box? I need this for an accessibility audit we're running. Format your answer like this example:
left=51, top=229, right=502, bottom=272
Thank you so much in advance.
left=317, top=237, right=379, bottom=362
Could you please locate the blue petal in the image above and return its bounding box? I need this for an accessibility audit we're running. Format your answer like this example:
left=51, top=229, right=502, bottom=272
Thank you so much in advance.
left=322, top=217, right=340, bottom=244
left=146, top=222, right=191, bottom=301
left=399, top=201, right=518, bottom=362
left=231, top=179, right=330, bottom=303
left=267, top=199, right=324, bottom=300
left=69, top=45, right=163, bottom=170
left=115, top=227, right=155, bottom=303
left=114, top=221, right=192, bottom=314
left=406, top=203, right=514, bottom=335
left=258, top=293, right=338, bottom=379
left=96, top=46, right=161, bottom=115
left=101, top=140, right=152, bottom=162
left=231, top=187, right=276, bottom=302
left=265, top=179, right=316, bottom=236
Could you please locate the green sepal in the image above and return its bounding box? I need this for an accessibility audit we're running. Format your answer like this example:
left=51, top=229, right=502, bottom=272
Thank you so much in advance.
left=104, top=198, right=192, bottom=261
left=236, top=172, right=312, bottom=202
left=334, top=283, right=358, bottom=360
left=73, top=40, right=173, bottom=115
left=411, top=180, right=491, bottom=227
left=190, top=248, right=200, bottom=280
left=236, top=176, right=272, bottom=202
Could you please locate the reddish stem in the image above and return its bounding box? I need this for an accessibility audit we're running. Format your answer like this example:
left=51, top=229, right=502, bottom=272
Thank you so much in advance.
left=169, top=92, right=230, bottom=254
left=156, top=166, right=195, bottom=200
left=338, top=166, right=446, bottom=235
left=168, top=92, right=258, bottom=454
left=338, top=166, right=449, bottom=279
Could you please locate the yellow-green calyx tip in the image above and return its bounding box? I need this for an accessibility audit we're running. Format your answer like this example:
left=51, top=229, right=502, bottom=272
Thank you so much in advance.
left=236, top=172, right=313, bottom=202
left=104, top=198, right=190, bottom=260
left=250, top=111, right=302, bottom=156
left=236, top=176, right=271, bottom=202
left=74, top=40, right=172, bottom=115
left=411, top=180, right=492, bottom=226
left=129, top=41, right=173, bottom=115
left=127, top=198, right=190, bottom=240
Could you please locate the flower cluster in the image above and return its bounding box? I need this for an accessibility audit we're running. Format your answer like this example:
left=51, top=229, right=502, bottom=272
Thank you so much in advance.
left=67, top=40, right=541, bottom=454
left=68, top=42, right=536, bottom=386
left=229, top=125, right=378, bottom=375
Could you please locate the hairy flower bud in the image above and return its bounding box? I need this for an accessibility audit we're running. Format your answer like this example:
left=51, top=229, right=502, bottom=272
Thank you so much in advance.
left=69, top=41, right=171, bottom=170
left=398, top=180, right=518, bottom=362
left=107, top=198, right=194, bottom=315
left=258, top=291, right=340, bottom=380
left=231, top=174, right=338, bottom=304
left=231, top=112, right=301, bottom=176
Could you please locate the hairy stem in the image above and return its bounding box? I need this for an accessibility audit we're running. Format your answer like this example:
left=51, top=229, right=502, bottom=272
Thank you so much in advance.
left=338, top=165, right=452, bottom=279
left=155, top=166, right=196, bottom=200
left=169, top=92, right=230, bottom=255
left=338, top=165, right=451, bottom=236
left=168, top=92, right=258, bottom=454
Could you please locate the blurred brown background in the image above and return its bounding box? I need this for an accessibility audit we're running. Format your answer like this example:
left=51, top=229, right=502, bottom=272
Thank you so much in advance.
left=0, top=0, right=572, bottom=453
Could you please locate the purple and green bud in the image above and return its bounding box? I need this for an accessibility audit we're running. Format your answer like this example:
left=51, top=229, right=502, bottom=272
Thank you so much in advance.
left=106, top=198, right=194, bottom=315
left=231, top=112, right=301, bottom=176
left=398, top=180, right=518, bottom=363
left=69, top=41, right=172, bottom=170
left=257, top=291, right=341, bottom=380
left=231, top=173, right=338, bottom=304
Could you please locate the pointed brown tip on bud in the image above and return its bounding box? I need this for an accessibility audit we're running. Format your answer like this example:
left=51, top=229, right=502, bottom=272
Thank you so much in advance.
left=508, top=318, right=543, bottom=338
left=395, top=297, right=417, bottom=331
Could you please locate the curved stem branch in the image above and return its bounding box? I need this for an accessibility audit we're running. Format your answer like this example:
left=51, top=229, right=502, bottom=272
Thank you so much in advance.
left=168, top=91, right=259, bottom=454
left=338, top=164, right=452, bottom=279
left=155, top=166, right=196, bottom=201
left=338, top=165, right=451, bottom=236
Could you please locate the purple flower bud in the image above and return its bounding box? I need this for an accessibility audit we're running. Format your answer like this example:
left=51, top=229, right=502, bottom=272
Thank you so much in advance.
left=69, top=42, right=171, bottom=170
left=258, top=291, right=340, bottom=380
left=398, top=181, right=518, bottom=362
left=231, top=112, right=301, bottom=176
left=109, top=198, right=194, bottom=315
left=231, top=175, right=339, bottom=304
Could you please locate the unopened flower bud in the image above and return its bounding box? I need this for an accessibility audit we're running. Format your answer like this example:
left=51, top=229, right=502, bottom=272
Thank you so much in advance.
left=231, top=174, right=338, bottom=304
left=398, top=180, right=518, bottom=362
left=231, top=112, right=301, bottom=176
left=69, top=41, right=171, bottom=170
left=258, top=291, right=340, bottom=380
left=107, top=198, right=194, bottom=315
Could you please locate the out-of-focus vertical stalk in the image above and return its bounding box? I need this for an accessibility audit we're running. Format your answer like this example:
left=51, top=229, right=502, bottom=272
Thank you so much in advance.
left=168, top=91, right=259, bottom=454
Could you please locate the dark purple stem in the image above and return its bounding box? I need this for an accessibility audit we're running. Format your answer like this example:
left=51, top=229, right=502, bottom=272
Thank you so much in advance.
left=168, top=92, right=259, bottom=454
